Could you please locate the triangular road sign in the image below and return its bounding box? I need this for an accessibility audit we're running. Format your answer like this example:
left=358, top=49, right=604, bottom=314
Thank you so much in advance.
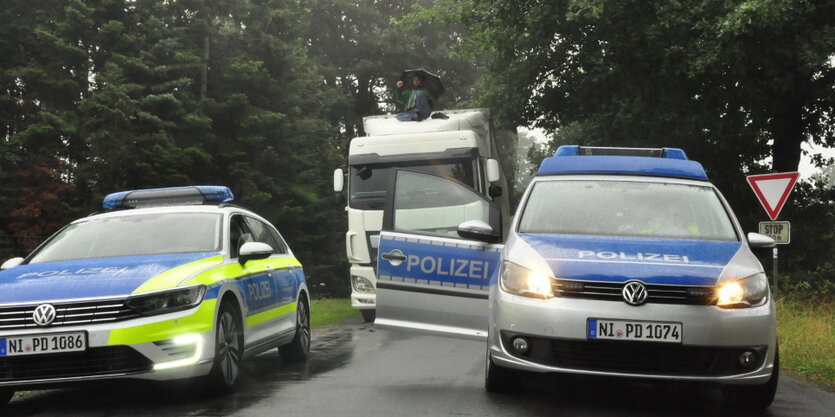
left=746, top=172, right=800, bottom=220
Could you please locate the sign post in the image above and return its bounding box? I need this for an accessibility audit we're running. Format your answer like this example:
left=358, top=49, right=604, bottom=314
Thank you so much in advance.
left=747, top=172, right=800, bottom=297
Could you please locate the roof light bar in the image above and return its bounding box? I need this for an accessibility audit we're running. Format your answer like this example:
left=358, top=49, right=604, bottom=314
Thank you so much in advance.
left=103, top=186, right=234, bottom=210
left=538, top=145, right=707, bottom=180
left=555, top=146, right=688, bottom=160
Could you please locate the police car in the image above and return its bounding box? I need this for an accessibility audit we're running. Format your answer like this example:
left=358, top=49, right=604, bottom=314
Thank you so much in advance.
left=373, top=146, right=778, bottom=408
left=0, top=186, right=310, bottom=406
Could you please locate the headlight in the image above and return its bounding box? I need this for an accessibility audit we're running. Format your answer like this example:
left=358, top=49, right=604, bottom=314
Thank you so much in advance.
left=126, top=285, right=207, bottom=316
left=500, top=262, right=554, bottom=299
left=351, top=276, right=375, bottom=293
left=716, top=273, right=769, bottom=308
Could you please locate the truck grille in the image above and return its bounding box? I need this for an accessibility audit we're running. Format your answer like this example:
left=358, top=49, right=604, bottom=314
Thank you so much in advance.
left=0, top=346, right=152, bottom=381
left=552, top=280, right=717, bottom=305
left=0, top=299, right=140, bottom=330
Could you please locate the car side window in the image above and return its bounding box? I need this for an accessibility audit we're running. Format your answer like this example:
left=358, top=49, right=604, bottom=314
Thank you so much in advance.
left=244, top=217, right=287, bottom=254
left=229, top=215, right=253, bottom=258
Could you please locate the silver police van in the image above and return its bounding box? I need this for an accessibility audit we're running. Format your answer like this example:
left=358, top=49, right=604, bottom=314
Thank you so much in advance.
left=374, top=146, right=778, bottom=409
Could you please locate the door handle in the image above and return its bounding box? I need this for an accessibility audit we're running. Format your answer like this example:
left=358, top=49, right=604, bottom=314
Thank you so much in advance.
left=381, top=251, right=407, bottom=262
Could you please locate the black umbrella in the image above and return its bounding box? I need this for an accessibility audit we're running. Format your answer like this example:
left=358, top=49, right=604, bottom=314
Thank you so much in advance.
left=399, top=69, right=444, bottom=99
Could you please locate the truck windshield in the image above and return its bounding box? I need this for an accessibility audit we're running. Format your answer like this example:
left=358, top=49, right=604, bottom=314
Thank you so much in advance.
left=518, top=179, right=738, bottom=241
left=350, top=159, right=476, bottom=210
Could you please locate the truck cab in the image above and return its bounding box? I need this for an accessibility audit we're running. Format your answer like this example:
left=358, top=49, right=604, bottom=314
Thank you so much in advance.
left=333, top=109, right=510, bottom=321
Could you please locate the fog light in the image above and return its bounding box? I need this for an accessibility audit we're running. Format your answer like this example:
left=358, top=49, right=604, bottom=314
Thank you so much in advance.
left=512, top=337, right=530, bottom=354
left=738, top=351, right=757, bottom=368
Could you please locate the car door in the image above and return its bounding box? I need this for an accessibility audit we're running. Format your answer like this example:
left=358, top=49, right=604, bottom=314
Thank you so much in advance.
left=243, top=216, right=298, bottom=339
left=228, top=214, right=279, bottom=346
left=375, top=170, right=504, bottom=340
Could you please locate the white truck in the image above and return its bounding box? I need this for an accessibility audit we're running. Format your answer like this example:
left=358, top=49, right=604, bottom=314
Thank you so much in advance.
left=333, top=108, right=510, bottom=322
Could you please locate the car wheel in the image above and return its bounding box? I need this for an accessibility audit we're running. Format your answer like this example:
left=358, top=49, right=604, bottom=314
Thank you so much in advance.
left=485, top=348, right=514, bottom=393
left=0, top=389, right=13, bottom=407
left=208, top=302, right=243, bottom=392
left=279, top=300, right=310, bottom=362
left=360, top=309, right=376, bottom=323
left=722, top=347, right=779, bottom=409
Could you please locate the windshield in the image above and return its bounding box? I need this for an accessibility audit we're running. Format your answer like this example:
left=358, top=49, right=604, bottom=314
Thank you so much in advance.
left=349, top=159, right=477, bottom=210
left=518, top=179, right=738, bottom=241
left=28, top=212, right=223, bottom=263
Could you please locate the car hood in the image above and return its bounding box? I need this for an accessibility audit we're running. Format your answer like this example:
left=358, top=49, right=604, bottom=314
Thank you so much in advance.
left=0, top=252, right=220, bottom=304
left=511, top=233, right=746, bottom=286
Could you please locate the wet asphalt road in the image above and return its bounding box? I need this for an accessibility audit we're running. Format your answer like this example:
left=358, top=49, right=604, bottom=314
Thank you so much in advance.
left=2, top=319, right=833, bottom=417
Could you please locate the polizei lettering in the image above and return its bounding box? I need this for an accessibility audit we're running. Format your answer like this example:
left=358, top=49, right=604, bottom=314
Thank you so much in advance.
left=16, top=267, right=132, bottom=279
left=578, top=251, right=690, bottom=263
left=405, top=255, right=489, bottom=280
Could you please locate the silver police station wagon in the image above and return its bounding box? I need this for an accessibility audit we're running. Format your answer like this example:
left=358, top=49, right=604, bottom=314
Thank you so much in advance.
left=374, top=146, right=778, bottom=409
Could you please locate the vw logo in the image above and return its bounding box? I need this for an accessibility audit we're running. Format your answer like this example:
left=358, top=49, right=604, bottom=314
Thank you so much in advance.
left=622, top=281, right=648, bottom=306
left=33, top=304, right=57, bottom=326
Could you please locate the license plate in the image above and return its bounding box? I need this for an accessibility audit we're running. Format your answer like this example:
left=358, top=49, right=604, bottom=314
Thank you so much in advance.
left=588, top=319, right=682, bottom=343
left=0, top=332, right=87, bottom=356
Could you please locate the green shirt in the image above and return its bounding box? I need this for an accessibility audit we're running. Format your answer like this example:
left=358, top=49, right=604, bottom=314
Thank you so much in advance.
left=394, top=87, right=435, bottom=111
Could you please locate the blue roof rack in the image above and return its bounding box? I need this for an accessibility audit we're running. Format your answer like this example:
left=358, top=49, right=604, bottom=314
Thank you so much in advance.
left=538, top=146, right=708, bottom=180
left=103, top=186, right=234, bottom=210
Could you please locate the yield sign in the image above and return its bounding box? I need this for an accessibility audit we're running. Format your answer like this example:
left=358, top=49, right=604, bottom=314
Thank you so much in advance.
left=746, top=172, right=800, bottom=220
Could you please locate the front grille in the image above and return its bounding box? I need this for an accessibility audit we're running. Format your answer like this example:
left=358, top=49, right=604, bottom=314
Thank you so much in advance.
left=552, top=279, right=717, bottom=305
left=0, top=346, right=152, bottom=381
left=501, top=332, right=766, bottom=377
left=0, top=299, right=141, bottom=330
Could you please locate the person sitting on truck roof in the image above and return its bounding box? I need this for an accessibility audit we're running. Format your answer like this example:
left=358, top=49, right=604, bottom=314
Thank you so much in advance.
left=394, top=75, right=434, bottom=122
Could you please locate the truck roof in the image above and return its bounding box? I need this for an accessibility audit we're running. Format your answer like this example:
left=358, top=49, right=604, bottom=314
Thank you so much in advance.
left=363, top=108, right=490, bottom=137
left=537, top=145, right=709, bottom=180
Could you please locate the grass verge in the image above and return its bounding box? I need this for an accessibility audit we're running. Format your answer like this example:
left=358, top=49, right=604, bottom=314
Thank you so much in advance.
left=777, top=296, right=834, bottom=390
left=310, top=298, right=360, bottom=328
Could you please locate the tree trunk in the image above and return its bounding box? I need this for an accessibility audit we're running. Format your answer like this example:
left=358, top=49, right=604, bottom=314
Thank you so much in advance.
left=770, top=102, right=803, bottom=173
left=200, top=14, right=211, bottom=101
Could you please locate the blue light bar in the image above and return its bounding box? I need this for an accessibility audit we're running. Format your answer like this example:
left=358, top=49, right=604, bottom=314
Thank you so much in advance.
left=538, top=146, right=707, bottom=180
left=554, top=145, right=689, bottom=160
left=103, top=186, right=234, bottom=210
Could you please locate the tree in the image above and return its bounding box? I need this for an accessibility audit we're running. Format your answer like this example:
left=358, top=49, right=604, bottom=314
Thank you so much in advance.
left=459, top=0, right=835, bottom=175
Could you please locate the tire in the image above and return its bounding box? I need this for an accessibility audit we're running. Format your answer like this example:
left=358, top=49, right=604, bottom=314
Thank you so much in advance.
left=0, top=389, right=13, bottom=407
left=207, top=302, right=244, bottom=392
left=485, top=349, right=515, bottom=393
left=360, top=309, right=376, bottom=323
left=279, top=300, right=311, bottom=362
left=722, top=348, right=779, bottom=409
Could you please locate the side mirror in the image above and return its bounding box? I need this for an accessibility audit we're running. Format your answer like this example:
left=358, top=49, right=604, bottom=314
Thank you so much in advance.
left=239, top=241, right=273, bottom=265
left=485, top=159, right=500, bottom=183
left=489, top=184, right=502, bottom=198
left=0, top=257, right=24, bottom=270
left=457, top=220, right=499, bottom=243
left=333, top=168, right=345, bottom=192
left=747, top=232, right=775, bottom=248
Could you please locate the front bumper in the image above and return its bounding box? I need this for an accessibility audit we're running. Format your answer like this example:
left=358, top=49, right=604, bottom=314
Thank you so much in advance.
left=488, top=287, right=777, bottom=385
left=0, top=300, right=217, bottom=388
left=350, top=265, right=376, bottom=310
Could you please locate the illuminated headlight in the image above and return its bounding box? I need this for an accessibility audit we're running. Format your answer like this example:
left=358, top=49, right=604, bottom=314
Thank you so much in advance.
left=351, top=276, right=375, bottom=293
left=716, top=273, right=769, bottom=308
left=500, top=262, right=554, bottom=299
left=126, top=285, right=207, bottom=316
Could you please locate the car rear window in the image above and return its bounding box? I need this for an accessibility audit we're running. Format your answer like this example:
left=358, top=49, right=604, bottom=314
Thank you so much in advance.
left=28, top=213, right=223, bottom=263
left=518, top=179, right=738, bottom=241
